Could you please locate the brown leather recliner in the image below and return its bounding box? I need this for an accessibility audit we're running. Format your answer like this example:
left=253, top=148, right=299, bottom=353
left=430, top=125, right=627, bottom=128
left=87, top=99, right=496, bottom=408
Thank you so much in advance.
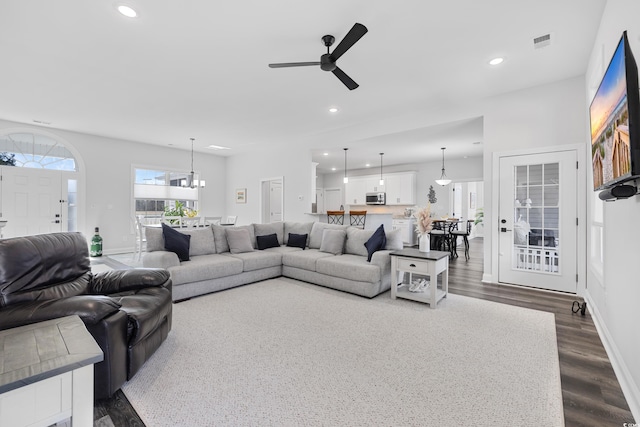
left=0, top=232, right=172, bottom=400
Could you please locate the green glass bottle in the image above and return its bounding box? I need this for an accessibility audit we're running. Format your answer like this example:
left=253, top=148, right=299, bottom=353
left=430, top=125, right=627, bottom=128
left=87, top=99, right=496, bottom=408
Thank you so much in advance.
left=90, top=227, right=103, bottom=257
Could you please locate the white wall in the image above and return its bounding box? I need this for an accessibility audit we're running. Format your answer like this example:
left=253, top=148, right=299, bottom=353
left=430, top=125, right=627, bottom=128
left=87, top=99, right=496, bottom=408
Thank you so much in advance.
left=225, top=146, right=313, bottom=224
left=584, top=0, right=640, bottom=418
left=0, top=119, right=226, bottom=253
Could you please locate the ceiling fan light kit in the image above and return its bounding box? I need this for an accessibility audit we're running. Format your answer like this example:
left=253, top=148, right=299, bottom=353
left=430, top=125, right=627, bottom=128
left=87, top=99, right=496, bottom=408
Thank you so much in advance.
left=268, top=23, right=368, bottom=90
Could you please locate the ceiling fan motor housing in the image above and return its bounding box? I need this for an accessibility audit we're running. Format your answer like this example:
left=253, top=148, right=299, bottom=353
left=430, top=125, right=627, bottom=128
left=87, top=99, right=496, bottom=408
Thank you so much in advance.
left=320, top=54, right=336, bottom=71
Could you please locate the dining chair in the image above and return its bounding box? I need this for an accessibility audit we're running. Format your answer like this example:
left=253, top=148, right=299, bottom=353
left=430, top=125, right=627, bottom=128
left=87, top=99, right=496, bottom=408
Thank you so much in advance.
left=428, top=220, right=447, bottom=251
left=162, top=215, right=183, bottom=227
left=450, top=219, right=473, bottom=260
left=326, top=210, right=345, bottom=225
left=349, top=210, right=367, bottom=228
left=224, top=215, right=237, bottom=225
left=183, top=216, right=201, bottom=228
left=133, top=216, right=146, bottom=261
left=204, top=216, right=222, bottom=226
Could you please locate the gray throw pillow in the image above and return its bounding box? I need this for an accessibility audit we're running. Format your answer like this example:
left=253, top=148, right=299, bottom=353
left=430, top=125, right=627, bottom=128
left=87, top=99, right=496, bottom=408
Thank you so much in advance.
left=346, top=227, right=375, bottom=257
left=319, top=228, right=346, bottom=255
left=309, top=222, right=347, bottom=249
left=384, top=228, right=404, bottom=250
left=226, top=228, right=254, bottom=254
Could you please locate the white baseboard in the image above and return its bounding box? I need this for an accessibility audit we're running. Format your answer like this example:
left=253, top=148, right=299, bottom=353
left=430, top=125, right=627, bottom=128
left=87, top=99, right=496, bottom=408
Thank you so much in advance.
left=584, top=291, right=640, bottom=421
left=481, top=273, right=494, bottom=284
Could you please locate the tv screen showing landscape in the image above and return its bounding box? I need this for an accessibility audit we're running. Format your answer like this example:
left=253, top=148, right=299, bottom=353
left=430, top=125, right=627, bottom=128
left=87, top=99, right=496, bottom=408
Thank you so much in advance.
left=590, top=34, right=633, bottom=191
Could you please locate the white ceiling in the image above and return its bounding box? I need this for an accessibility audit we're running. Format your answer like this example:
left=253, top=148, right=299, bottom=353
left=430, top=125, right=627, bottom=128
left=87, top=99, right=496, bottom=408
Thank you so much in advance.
left=0, top=1, right=607, bottom=173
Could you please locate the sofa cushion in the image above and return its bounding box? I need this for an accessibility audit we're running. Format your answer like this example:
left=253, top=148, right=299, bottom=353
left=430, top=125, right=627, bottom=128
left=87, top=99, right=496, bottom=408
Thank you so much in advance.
left=224, top=251, right=282, bottom=272
left=145, top=226, right=164, bottom=252
left=319, top=229, right=346, bottom=255
left=282, top=249, right=334, bottom=272
left=211, top=225, right=229, bottom=253
left=364, top=225, right=387, bottom=262
left=180, top=227, right=216, bottom=256
left=226, top=228, right=255, bottom=254
left=345, top=227, right=375, bottom=257
left=254, top=222, right=284, bottom=245
left=309, top=222, right=348, bottom=249
left=257, top=233, right=280, bottom=250
left=385, top=228, right=404, bottom=250
left=283, top=222, right=314, bottom=245
left=168, top=254, right=243, bottom=285
left=316, top=254, right=381, bottom=284
left=287, top=233, right=307, bottom=249
left=162, top=224, right=190, bottom=261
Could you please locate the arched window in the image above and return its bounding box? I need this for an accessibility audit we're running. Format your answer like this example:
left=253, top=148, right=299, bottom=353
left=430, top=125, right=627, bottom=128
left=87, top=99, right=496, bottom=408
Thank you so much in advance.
left=0, top=133, right=77, bottom=171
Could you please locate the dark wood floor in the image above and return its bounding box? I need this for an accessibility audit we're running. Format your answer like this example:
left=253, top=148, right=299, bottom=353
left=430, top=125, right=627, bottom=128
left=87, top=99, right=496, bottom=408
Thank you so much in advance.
left=95, top=239, right=636, bottom=426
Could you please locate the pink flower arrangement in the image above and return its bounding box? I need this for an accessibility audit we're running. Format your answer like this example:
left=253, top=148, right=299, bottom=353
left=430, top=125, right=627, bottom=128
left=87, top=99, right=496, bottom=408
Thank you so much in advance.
left=414, top=205, right=433, bottom=236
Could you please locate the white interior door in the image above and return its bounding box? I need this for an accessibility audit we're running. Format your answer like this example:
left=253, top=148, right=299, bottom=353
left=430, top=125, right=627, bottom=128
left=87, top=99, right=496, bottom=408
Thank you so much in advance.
left=269, top=180, right=282, bottom=222
left=1, top=167, right=64, bottom=238
left=498, top=150, right=577, bottom=293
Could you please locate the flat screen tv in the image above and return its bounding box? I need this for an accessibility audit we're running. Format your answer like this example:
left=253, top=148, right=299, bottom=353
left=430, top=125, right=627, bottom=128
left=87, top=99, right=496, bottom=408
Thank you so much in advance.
left=590, top=31, right=640, bottom=191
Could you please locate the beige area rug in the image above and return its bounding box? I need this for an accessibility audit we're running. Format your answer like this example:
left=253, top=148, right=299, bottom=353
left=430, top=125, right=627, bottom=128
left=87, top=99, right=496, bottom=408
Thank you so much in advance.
left=122, top=278, right=564, bottom=426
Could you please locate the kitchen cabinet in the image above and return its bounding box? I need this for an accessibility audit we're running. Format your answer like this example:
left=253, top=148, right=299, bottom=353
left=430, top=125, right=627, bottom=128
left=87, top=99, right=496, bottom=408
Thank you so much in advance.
left=392, top=218, right=416, bottom=246
left=365, top=176, right=385, bottom=193
left=385, top=172, right=416, bottom=205
left=344, top=177, right=367, bottom=205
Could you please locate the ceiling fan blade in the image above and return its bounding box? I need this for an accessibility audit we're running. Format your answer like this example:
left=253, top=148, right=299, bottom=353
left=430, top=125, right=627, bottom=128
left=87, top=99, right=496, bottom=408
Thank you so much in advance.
left=268, top=62, right=320, bottom=68
left=330, top=23, right=368, bottom=61
left=332, top=67, right=359, bottom=90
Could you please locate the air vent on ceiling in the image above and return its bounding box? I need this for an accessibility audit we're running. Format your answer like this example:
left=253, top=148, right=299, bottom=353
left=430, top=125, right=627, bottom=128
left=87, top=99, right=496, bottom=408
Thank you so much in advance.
left=533, top=33, right=552, bottom=49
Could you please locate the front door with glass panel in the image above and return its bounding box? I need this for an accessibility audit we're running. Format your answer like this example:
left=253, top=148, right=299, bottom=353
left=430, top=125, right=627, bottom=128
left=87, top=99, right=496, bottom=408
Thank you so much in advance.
left=498, top=151, right=577, bottom=293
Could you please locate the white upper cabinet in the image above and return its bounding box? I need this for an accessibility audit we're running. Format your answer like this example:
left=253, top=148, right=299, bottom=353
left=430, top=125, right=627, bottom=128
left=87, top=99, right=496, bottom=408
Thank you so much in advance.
left=344, top=177, right=367, bottom=205
left=344, top=172, right=416, bottom=206
left=385, top=172, right=416, bottom=205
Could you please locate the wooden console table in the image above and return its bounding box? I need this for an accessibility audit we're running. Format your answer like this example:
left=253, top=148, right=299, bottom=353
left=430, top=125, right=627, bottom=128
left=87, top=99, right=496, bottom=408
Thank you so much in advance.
left=0, top=315, right=103, bottom=427
left=390, top=248, right=449, bottom=308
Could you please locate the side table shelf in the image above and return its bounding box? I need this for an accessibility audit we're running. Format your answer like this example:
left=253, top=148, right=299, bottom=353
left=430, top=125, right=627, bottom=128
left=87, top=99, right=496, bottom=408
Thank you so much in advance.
left=390, top=248, right=450, bottom=308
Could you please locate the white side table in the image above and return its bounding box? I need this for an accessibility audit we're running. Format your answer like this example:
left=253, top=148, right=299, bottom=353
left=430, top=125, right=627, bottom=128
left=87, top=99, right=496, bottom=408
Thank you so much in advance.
left=0, top=315, right=103, bottom=427
left=390, top=248, right=449, bottom=308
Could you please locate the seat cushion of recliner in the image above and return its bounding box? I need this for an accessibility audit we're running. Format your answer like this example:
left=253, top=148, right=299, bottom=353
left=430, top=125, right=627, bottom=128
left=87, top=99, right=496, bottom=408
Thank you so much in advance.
left=111, top=286, right=172, bottom=346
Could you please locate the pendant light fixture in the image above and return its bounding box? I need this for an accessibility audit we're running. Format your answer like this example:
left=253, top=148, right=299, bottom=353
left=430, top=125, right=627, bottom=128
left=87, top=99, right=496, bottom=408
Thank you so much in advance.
left=189, top=138, right=196, bottom=188
left=435, top=147, right=452, bottom=186
left=343, top=148, right=349, bottom=184
left=379, top=153, right=385, bottom=186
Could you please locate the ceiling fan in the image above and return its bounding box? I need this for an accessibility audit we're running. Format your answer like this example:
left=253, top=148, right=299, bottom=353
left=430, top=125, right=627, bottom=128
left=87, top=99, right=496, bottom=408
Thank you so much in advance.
left=268, top=23, right=368, bottom=90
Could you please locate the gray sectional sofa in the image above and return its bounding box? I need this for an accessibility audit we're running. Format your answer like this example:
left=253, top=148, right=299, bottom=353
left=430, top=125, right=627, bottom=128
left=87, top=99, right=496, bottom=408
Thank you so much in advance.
left=142, top=221, right=403, bottom=301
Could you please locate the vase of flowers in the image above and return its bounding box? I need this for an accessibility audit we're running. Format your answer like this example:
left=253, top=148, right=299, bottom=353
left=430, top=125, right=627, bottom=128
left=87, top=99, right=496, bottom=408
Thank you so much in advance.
left=414, top=205, right=433, bottom=252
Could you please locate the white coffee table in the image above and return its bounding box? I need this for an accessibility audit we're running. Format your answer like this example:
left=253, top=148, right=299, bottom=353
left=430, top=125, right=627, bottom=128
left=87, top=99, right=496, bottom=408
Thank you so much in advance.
left=390, top=248, right=449, bottom=308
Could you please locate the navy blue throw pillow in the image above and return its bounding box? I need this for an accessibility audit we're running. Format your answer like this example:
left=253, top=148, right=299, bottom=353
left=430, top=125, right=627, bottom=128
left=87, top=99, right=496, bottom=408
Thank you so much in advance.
left=287, top=233, right=307, bottom=250
left=162, top=223, right=191, bottom=261
left=364, top=225, right=386, bottom=262
left=257, top=233, right=280, bottom=250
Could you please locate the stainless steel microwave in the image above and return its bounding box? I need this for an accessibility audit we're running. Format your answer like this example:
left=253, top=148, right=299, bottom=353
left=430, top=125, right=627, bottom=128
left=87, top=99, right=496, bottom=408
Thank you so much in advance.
left=366, top=192, right=386, bottom=205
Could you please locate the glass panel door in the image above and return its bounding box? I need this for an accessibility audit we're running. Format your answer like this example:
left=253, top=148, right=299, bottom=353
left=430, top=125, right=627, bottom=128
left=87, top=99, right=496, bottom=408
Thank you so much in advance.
left=498, top=150, right=577, bottom=293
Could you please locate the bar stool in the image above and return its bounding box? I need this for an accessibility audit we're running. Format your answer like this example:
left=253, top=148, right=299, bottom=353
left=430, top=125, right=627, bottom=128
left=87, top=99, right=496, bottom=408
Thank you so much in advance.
left=327, top=210, right=345, bottom=225
left=349, top=210, right=367, bottom=228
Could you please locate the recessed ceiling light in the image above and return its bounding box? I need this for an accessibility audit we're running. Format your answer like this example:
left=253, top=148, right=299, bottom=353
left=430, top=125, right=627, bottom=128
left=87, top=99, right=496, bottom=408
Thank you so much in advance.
left=331, top=167, right=336, bottom=171
left=207, top=144, right=231, bottom=150
left=323, top=152, right=329, bottom=156
left=489, top=57, right=504, bottom=66
left=328, top=107, right=339, bottom=113
left=365, top=164, right=370, bottom=167
left=117, top=5, right=138, bottom=18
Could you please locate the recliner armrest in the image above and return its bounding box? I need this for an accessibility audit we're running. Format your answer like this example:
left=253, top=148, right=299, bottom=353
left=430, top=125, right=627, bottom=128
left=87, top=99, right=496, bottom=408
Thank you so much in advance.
left=91, top=269, right=171, bottom=295
left=0, top=295, right=122, bottom=331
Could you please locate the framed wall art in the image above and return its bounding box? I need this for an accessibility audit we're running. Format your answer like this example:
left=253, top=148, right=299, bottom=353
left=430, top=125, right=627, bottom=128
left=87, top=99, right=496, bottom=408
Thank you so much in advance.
left=235, top=188, right=247, bottom=204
